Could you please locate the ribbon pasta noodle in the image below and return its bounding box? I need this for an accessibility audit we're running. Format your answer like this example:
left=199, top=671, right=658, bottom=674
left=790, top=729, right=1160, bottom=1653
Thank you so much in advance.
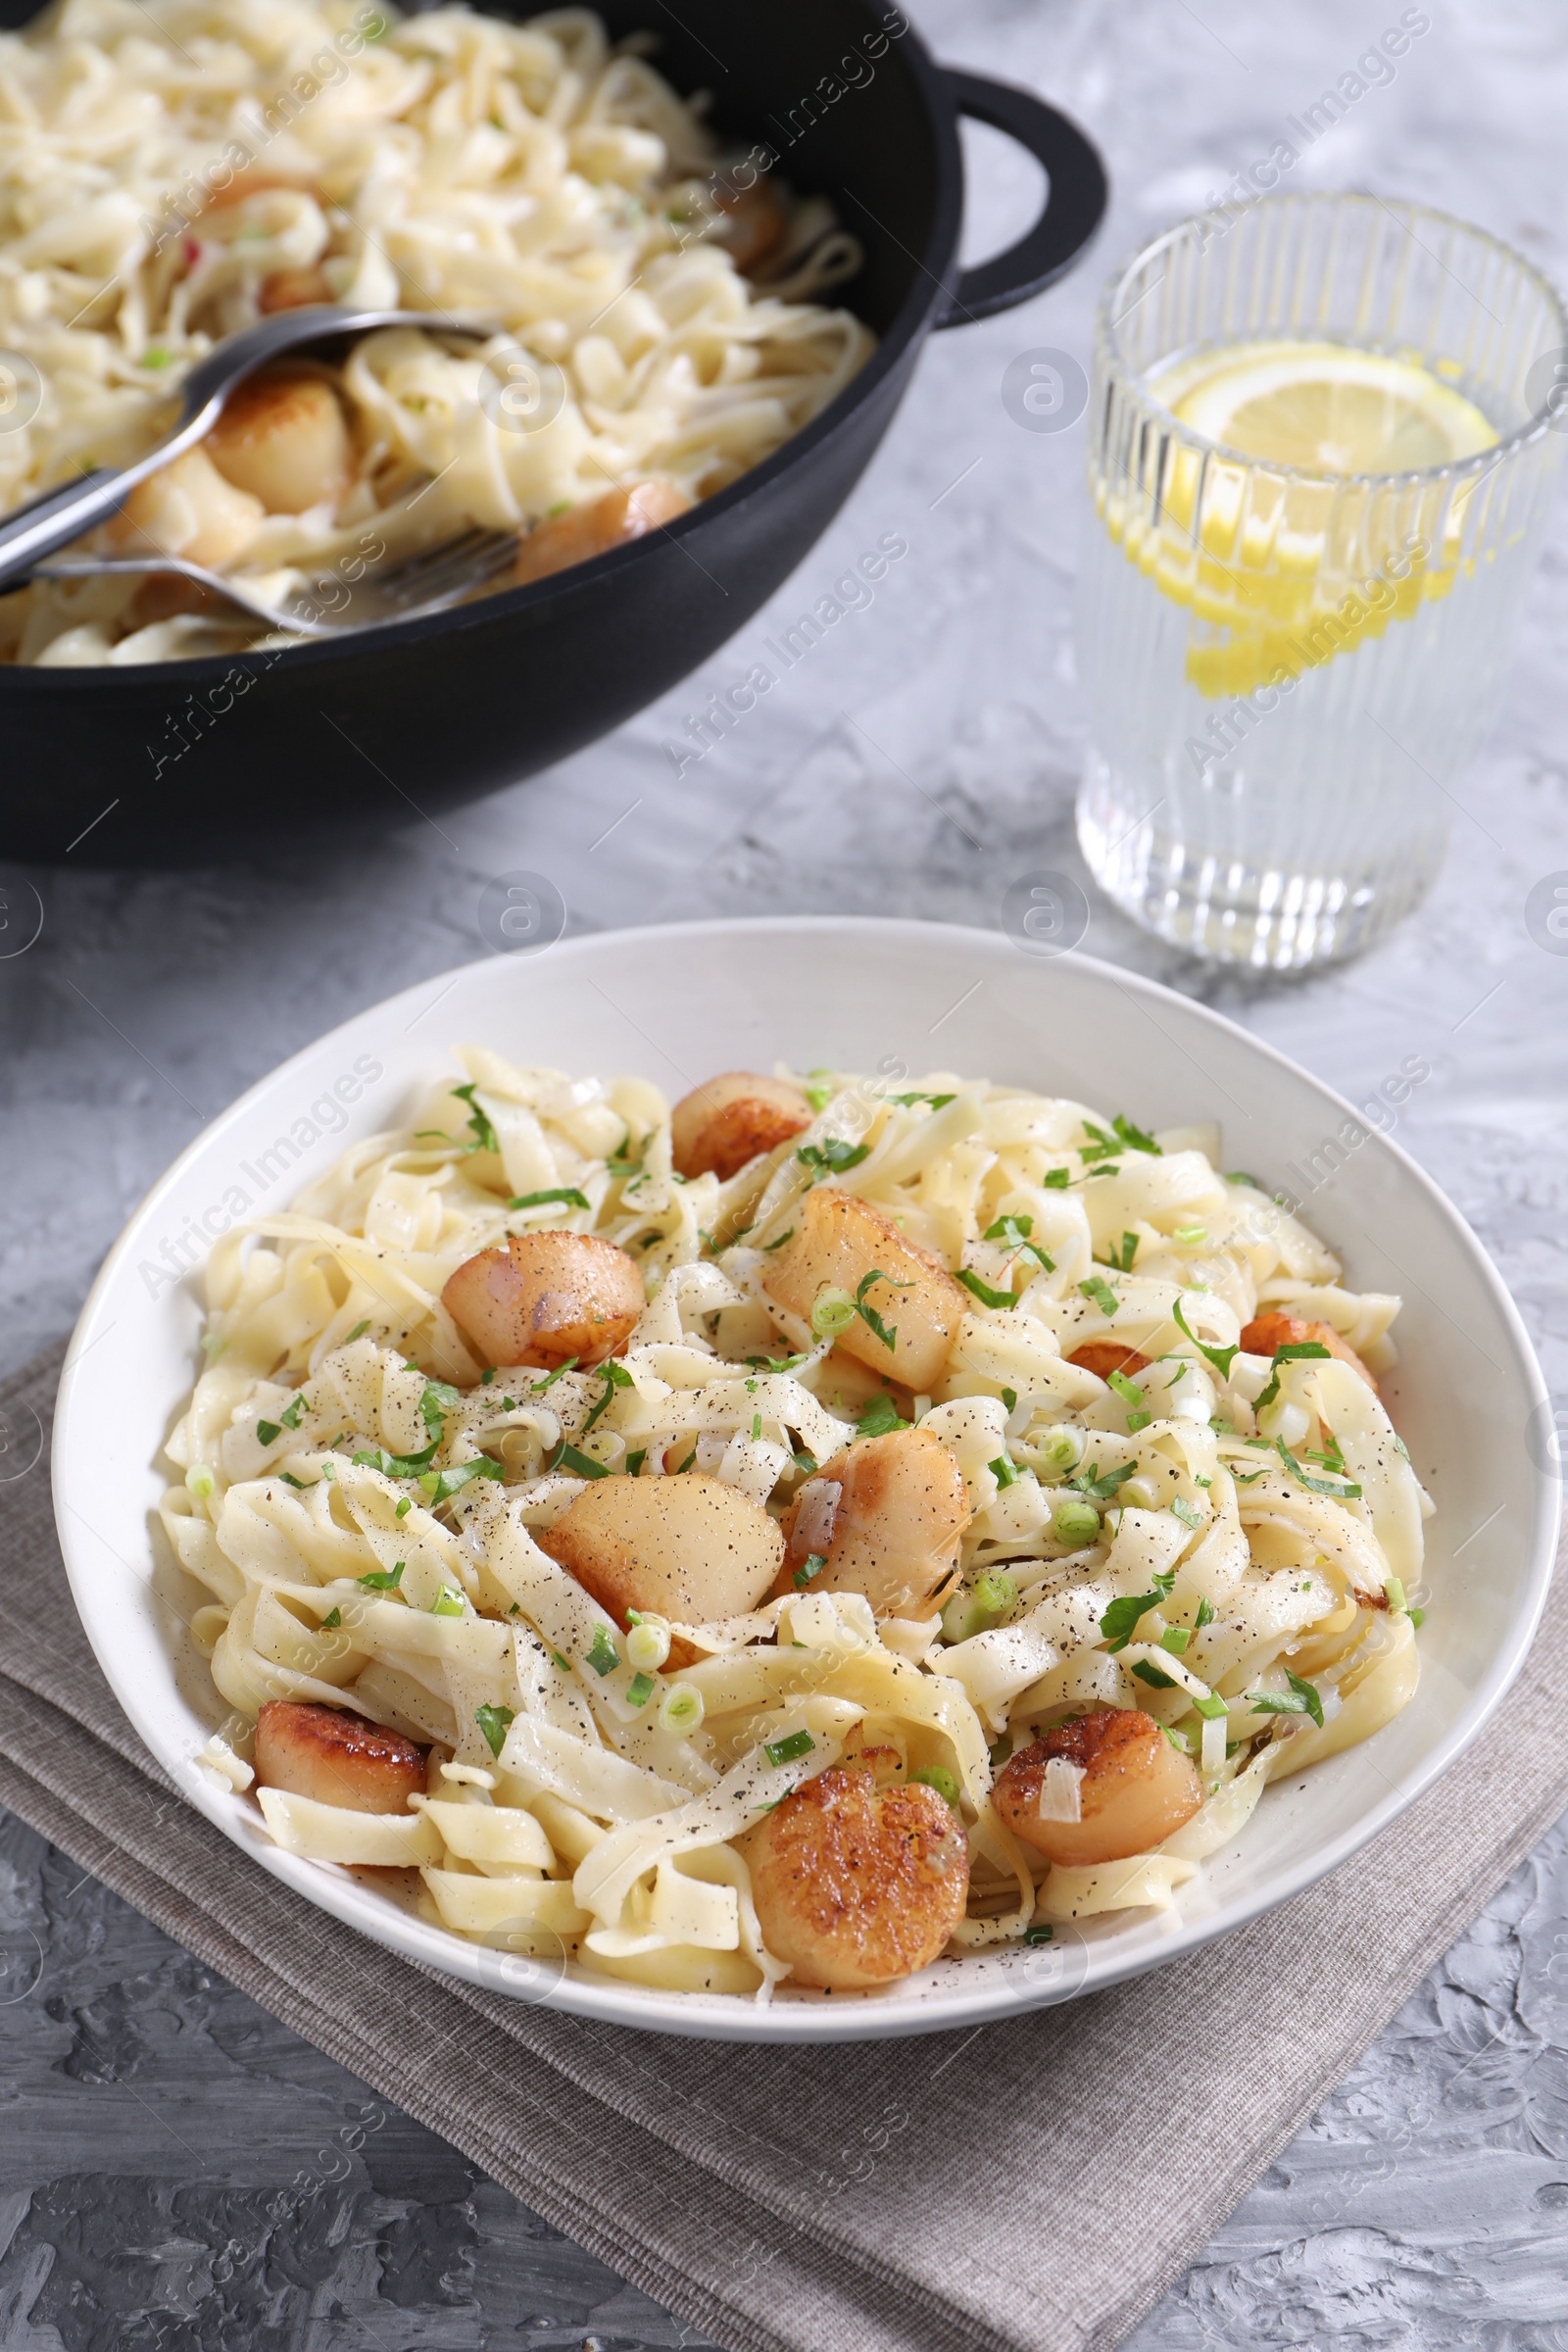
left=0, top=0, right=874, bottom=666
left=159, top=1048, right=1433, bottom=1999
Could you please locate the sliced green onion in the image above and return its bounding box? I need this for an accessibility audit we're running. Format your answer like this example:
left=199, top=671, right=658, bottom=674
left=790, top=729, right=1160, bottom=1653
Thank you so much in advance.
left=909, top=1765, right=960, bottom=1810
left=792, top=1551, right=828, bottom=1589
left=586, top=1624, right=619, bottom=1676
left=430, top=1587, right=466, bottom=1617
left=1160, top=1625, right=1192, bottom=1653
left=625, top=1671, right=656, bottom=1711
left=344, top=1319, right=370, bottom=1343
left=1385, top=1576, right=1407, bottom=1614
left=660, top=1683, right=705, bottom=1735
left=1131, top=1657, right=1178, bottom=1690
left=941, top=1571, right=1017, bottom=1644
left=763, top=1729, right=815, bottom=1766
left=1052, top=1495, right=1102, bottom=1548
left=357, top=1561, right=405, bottom=1592
left=320, top=1607, right=342, bottom=1629
left=185, top=1464, right=216, bottom=1500
left=1193, top=1691, right=1227, bottom=1720
left=508, top=1187, right=590, bottom=1210
left=988, top=1453, right=1018, bottom=1490
left=1036, top=1427, right=1084, bottom=1479
left=626, top=1616, right=671, bottom=1671
left=810, top=1287, right=858, bottom=1338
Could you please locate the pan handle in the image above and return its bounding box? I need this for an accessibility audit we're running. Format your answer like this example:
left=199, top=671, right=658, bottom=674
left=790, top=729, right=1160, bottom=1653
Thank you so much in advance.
left=936, top=72, right=1108, bottom=328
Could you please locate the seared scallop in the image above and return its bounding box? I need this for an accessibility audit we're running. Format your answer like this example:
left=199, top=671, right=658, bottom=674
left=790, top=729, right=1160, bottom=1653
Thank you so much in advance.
left=254, top=1699, right=425, bottom=1814
left=205, top=369, right=352, bottom=514
left=762, top=1185, right=965, bottom=1393
left=109, top=446, right=265, bottom=571
left=746, top=1764, right=969, bottom=1989
left=777, top=1424, right=968, bottom=1618
left=670, top=1071, right=811, bottom=1182
left=441, top=1232, right=643, bottom=1370
left=1067, top=1342, right=1152, bottom=1381
left=994, top=1708, right=1202, bottom=1867
left=514, top=480, right=693, bottom=588
left=539, top=1471, right=783, bottom=1642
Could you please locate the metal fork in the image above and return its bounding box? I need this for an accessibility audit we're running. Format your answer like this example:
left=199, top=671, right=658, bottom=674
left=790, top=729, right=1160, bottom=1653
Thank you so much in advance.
left=34, top=526, right=520, bottom=637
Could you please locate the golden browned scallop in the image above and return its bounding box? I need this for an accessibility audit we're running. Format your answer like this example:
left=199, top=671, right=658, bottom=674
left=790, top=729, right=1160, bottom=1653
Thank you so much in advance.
left=746, top=1764, right=969, bottom=1989
left=205, top=370, right=352, bottom=514
left=513, top=480, right=693, bottom=588
left=761, top=1184, right=965, bottom=1393
left=710, top=176, right=788, bottom=273
left=994, top=1708, right=1202, bottom=1868
left=670, top=1071, right=811, bottom=1182
left=441, top=1232, right=644, bottom=1370
left=1068, top=1342, right=1152, bottom=1381
left=776, top=1424, right=968, bottom=1618
left=109, top=447, right=265, bottom=571
left=258, top=266, right=335, bottom=313
left=254, top=1699, right=425, bottom=1814
left=1240, top=1313, right=1376, bottom=1390
left=540, top=1471, right=783, bottom=1647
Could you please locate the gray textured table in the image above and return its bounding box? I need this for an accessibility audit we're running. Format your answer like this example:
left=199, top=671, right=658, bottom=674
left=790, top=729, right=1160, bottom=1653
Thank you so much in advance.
left=5, top=0, right=1568, bottom=2340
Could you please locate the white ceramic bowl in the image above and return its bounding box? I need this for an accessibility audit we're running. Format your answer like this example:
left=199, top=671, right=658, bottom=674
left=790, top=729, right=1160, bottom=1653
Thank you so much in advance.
left=53, top=918, right=1559, bottom=2042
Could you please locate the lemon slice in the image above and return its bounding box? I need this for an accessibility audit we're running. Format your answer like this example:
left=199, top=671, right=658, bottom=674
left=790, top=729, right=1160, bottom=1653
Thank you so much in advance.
left=1156, top=340, right=1498, bottom=474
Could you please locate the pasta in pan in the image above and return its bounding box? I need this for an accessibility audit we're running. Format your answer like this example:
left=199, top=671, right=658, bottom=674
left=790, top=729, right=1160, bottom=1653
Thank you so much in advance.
left=160, top=1052, right=1431, bottom=1999
left=0, top=0, right=874, bottom=665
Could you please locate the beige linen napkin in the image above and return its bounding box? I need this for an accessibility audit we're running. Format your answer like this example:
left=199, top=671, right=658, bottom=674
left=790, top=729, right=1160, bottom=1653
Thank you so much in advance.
left=3, top=1339, right=1565, bottom=2352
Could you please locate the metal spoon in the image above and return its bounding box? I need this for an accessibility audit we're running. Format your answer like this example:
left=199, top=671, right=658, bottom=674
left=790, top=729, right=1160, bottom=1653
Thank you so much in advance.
left=0, top=307, right=493, bottom=593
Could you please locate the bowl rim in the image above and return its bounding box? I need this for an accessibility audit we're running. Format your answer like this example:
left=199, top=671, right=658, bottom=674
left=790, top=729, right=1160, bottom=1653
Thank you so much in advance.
left=52, top=915, right=1561, bottom=2041
left=0, top=0, right=964, bottom=695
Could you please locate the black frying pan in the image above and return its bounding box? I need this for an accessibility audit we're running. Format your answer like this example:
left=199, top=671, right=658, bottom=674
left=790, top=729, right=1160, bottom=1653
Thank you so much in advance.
left=0, top=0, right=1105, bottom=864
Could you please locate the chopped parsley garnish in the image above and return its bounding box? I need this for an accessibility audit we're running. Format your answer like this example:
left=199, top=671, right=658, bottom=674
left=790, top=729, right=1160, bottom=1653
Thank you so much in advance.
left=760, top=1228, right=795, bottom=1252
left=475, top=1702, right=514, bottom=1757
left=1249, top=1669, right=1324, bottom=1730
left=278, top=1394, right=310, bottom=1430
left=793, top=1551, right=828, bottom=1589
left=988, top=1454, right=1018, bottom=1490
left=553, top=1443, right=611, bottom=1481
left=278, top=1471, right=308, bottom=1490
left=1106, top=1369, right=1150, bottom=1431
left=890, top=1090, right=956, bottom=1111
left=1043, top=1168, right=1071, bottom=1189
left=672, top=1445, right=698, bottom=1474
left=530, top=1358, right=578, bottom=1392
left=1170, top=1494, right=1202, bottom=1529
left=751, top=1411, right=762, bottom=1441
left=419, top=1377, right=463, bottom=1438
left=763, top=1729, right=815, bottom=1766
left=1274, top=1437, right=1361, bottom=1499
left=1001, top=1387, right=1017, bottom=1414
left=792, top=1448, right=817, bottom=1475
left=508, top=1187, right=590, bottom=1211
left=625, top=1670, right=657, bottom=1710
left=1073, top=1458, right=1139, bottom=1503
left=1022, top=1922, right=1054, bottom=1945
left=1131, top=1657, right=1179, bottom=1690
left=581, top=1358, right=633, bottom=1436
left=1172, top=1296, right=1239, bottom=1381
left=451, top=1081, right=498, bottom=1155
left=1080, top=1113, right=1161, bottom=1163
left=256, top=1419, right=282, bottom=1446
left=1100, top=1569, right=1176, bottom=1650
left=418, top=1458, right=505, bottom=1502
left=1252, top=1339, right=1332, bottom=1414
left=607, top=1129, right=646, bottom=1181
left=586, top=1625, right=620, bottom=1676
left=358, top=1561, right=406, bottom=1592
left=1078, top=1275, right=1120, bottom=1319
left=320, top=1607, right=342, bottom=1628
left=353, top=1440, right=440, bottom=1477
left=344, top=1320, right=370, bottom=1343
left=797, top=1138, right=870, bottom=1180
left=395, top=1497, right=412, bottom=1518
left=855, top=1394, right=906, bottom=1442
left=479, top=1368, right=496, bottom=1385
left=956, top=1265, right=1017, bottom=1311
left=1097, top=1231, right=1137, bottom=1274
left=626, top=1447, right=647, bottom=1476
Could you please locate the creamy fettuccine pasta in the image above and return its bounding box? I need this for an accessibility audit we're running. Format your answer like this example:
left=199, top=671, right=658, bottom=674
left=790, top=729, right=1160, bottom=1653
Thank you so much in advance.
left=160, top=1053, right=1431, bottom=2001
left=0, top=0, right=872, bottom=665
